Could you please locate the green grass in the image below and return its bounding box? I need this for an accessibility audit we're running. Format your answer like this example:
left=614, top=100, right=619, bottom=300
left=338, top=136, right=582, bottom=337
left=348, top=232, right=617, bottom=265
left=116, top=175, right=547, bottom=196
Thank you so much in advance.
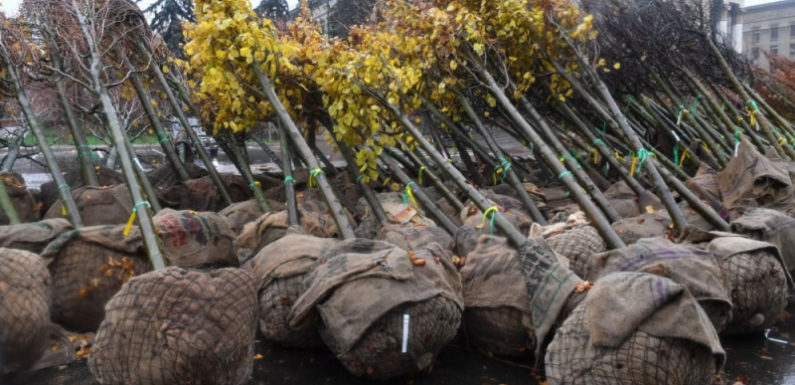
left=22, top=128, right=160, bottom=146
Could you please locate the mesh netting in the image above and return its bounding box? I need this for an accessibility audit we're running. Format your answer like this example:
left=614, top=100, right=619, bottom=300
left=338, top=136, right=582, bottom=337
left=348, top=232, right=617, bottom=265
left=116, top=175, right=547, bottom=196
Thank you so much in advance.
left=318, top=296, right=461, bottom=379
left=88, top=267, right=258, bottom=385
left=45, top=227, right=150, bottom=332
left=545, top=305, right=715, bottom=385
left=463, top=306, right=534, bottom=357
left=0, top=248, right=51, bottom=373
left=258, top=274, right=321, bottom=348
left=546, top=226, right=605, bottom=278
left=718, top=249, right=788, bottom=334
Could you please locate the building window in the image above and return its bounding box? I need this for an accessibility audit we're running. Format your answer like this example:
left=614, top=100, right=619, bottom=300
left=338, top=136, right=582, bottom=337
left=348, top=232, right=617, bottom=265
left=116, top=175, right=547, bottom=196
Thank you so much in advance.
left=771, top=45, right=779, bottom=55
left=752, top=47, right=760, bottom=59
left=791, top=43, right=795, bottom=57
left=752, top=27, right=761, bottom=44
left=791, top=23, right=795, bottom=38
left=771, top=24, right=779, bottom=42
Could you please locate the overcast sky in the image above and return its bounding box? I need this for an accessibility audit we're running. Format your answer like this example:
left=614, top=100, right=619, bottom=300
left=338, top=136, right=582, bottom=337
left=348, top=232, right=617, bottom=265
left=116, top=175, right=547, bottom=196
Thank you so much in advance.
left=0, top=0, right=779, bottom=17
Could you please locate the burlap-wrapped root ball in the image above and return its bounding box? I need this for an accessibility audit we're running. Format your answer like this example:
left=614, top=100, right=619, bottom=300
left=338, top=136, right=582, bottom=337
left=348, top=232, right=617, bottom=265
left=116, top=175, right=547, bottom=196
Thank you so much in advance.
left=41, top=225, right=150, bottom=332
left=290, top=239, right=463, bottom=379
left=0, top=218, right=72, bottom=254
left=545, top=225, right=605, bottom=278
left=88, top=267, right=258, bottom=385
left=0, top=248, right=51, bottom=373
left=459, top=234, right=536, bottom=356
left=243, top=233, right=338, bottom=348
left=545, top=272, right=724, bottom=385
left=150, top=209, right=237, bottom=268
left=45, top=184, right=133, bottom=226
left=708, top=236, right=789, bottom=334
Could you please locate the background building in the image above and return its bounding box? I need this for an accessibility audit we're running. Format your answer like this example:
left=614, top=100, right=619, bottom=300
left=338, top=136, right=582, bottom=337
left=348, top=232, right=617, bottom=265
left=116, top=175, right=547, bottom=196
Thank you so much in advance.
left=742, top=0, right=795, bottom=70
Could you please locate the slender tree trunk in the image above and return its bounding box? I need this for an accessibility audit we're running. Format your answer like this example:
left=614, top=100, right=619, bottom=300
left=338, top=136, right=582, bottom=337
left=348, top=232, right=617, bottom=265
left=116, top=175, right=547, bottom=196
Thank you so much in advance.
left=120, top=128, right=162, bottom=212
left=0, top=176, right=20, bottom=224
left=142, top=43, right=233, bottom=206
left=123, top=55, right=191, bottom=182
left=335, top=139, right=387, bottom=223
left=252, top=62, right=355, bottom=239
left=252, top=135, right=283, bottom=169
left=279, top=122, right=298, bottom=226
left=392, top=140, right=465, bottom=212
left=3, top=56, right=83, bottom=227
left=223, top=135, right=271, bottom=212
left=52, top=46, right=99, bottom=186
left=71, top=0, right=164, bottom=268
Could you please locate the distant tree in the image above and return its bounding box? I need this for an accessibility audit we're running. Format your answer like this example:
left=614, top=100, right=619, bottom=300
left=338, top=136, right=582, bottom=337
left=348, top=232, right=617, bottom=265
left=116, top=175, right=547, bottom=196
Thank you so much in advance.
left=255, top=0, right=289, bottom=23
left=138, top=0, right=194, bottom=56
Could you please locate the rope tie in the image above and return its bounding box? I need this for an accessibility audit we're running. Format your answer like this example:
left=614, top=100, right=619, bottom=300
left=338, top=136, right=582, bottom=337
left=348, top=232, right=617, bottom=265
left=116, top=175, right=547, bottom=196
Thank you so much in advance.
left=403, top=182, right=418, bottom=208
left=631, top=148, right=651, bottom=177
left=283, top=176, right=295, bottom=185
left=418, top=166, right=426, bottom=185
left=626, top=96, right=636, bottom=109
left=476, top=206, right=499, bottom=236
left=678, top=148, right=690, bottom=168
left=558, top=170, right=573, bottom=180
left=123, top=201, right=151, bottom=237
left=308, top=168, right=323, bottom=188
left=690, top=94, right=702, bottom=113
left=492, top=157, right=511, bottom=185
left=249, top=181, right=261, bottom=190
left=746, top=99, right=760, bottom=129
left=77, top=144, right=98, bottom=161
left=356, top=175, right=365, bottom=184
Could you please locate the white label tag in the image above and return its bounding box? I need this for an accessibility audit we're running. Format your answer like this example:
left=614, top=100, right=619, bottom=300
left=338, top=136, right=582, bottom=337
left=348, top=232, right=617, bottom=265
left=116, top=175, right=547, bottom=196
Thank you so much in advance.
left=401, top=314, right=410, bottom=353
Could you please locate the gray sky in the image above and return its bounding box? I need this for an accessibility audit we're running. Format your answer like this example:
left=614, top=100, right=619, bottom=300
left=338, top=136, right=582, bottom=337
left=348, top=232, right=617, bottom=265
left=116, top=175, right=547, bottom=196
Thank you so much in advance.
left=0, top=0, right=778, bottom=18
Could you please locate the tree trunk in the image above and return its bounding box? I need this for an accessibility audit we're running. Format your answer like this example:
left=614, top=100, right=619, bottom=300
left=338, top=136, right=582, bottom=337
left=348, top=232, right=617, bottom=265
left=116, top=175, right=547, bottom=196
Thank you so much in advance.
left=123, top=55, right=191, bottom=182
left=0, top=175, right=20, bottom=224
left=278, top=122, right=298, bottom=226
left=252, top=62, right=355, bottom=239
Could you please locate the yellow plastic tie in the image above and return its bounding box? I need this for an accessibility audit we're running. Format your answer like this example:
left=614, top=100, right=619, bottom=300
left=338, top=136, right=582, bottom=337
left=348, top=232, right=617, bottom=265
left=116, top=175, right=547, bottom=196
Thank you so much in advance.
left=403, top=182, right=418, bottom=208
left=308, top=168, right=323, bottom=188
left=630, top=156, right=638, bottom=177
left=61, top=204, right=67, bottom=216
left=475, top=206, right=499, bottom=235
left=123, top=201, right=151, bottom=237
left=418, top=166, right=425, bottom=185
left=678, top=148, right=690, bottom=168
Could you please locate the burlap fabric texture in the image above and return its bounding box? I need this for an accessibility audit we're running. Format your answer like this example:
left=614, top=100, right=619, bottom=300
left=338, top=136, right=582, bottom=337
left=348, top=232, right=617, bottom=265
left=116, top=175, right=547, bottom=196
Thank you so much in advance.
left=544, top=272, right=724, bottom=385
left=234, top=208, right=338, bottom=262
left=289, top=239, right=463, bottom=379
left=0, top=218, right=72, bottom=253
left=88, top=267, right=258, bottom=385
left=243, top=233, right=338, bottom=348
left=731, top=207, right=795, bottom=272
left=0, top=172, right=40, bottom=224
left=603, top=181, right=664, bottom=218
left=41, top=225, right=150, bottom=332
left=0, top=248, right=51, bottom=373
left=584, top=237, right=732, bottom=332
left=545, top=225, right=606, bottom=279
left=458, top=234, right=537, bottom=356
left=146, top=209, right=237, bottom=268
left=44, top=184, right=133, bottom=226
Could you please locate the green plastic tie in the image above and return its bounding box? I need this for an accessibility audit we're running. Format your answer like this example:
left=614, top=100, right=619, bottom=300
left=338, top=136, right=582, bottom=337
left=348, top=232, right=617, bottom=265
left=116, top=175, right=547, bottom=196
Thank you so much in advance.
left=283, top=176, right=295, bottom=185
left=57, top=184, right=70, bottom=191
left=558, top=170, right=573, bottom=180
left=636, top=148, right=651, bottom=173
left=132, top=200, right=151, bottom=213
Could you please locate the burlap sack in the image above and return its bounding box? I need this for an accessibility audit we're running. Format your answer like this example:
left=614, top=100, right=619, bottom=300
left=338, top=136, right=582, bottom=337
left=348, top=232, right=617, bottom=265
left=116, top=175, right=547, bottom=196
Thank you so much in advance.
left=243, top=233, right=338, bottom=348
left=731, top=207, right=795, bottom=272
left=234, top=208, right=338, bottom=261
left=611, top=212, right=673, bottom=245
left=375, top=221, right=454, bottom=252
left=685, top=165, right=730, bottom=222
left=354, top=192, right=437, bottom=239
left=40, top=167, right=124, bottom=210
left=717, top=139, right=794, bottom=217
left=41, top=225, right=150, bottom=332
left=0, top=248, right=51, bottom=373
left=88, top=267, right=258, bottom=385
left=707, top=236, right=789, bottom=334
left=460, top=190, right=533, bottom=236
left=545, top=273, right=723, bottom=385
left=218, top=199, right=285, bottom=234
left=44, top=183, right=133, bottom=226
left=585, top=237, right=732, bottom=331
left=290, top=239, right=463, bottom=379
left=148, top=209, right=237, bottom=268
left=546, top=225, right=606, bottom=279
left=296, top=189, right=343, bottom=237
left=0, top=172, right=40, bottom=224
left=603, top=181, right=663, bottom=218
left=158, top=173, right=273, bottom=212
left=147, top=163, right=208, bottom=196
left=459, top=235, right=535, bottom=356
left=0, top=218, right=72, bottom=253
